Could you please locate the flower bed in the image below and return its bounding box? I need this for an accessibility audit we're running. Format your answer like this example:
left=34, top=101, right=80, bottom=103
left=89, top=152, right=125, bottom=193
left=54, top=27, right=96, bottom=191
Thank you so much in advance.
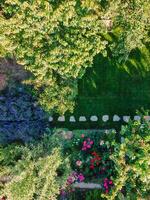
left=60, top=116, right=150, bottom=199
left=60, top=129, right=115, bottom=199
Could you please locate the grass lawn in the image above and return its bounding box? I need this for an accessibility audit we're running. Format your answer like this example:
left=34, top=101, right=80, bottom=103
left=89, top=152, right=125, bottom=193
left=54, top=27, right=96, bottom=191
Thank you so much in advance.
left=53, top=44, right=150, bottom=129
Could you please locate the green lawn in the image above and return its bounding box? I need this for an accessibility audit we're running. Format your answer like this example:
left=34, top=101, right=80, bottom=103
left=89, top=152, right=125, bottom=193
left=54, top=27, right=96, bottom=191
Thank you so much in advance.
left=53, top=44, right=150, bottom=129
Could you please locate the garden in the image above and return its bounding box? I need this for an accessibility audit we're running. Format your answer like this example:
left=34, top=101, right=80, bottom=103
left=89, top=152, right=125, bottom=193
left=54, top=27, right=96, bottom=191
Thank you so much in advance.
left=0, top=0, right=150, bottom=200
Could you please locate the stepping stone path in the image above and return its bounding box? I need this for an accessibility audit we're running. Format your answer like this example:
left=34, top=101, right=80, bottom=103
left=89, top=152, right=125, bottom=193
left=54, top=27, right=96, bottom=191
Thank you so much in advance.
left=79, top=116, right=87, bottom=122
left=48, top=115, right=150, bottom=123
left=90, top=115, right=98, bottom=122
left=69, top=116, right=76, bottom=122
left=123, top=116, right=130, bottom=122
left=102, top=115, right=109, bottom=122
left=113, top=115, right=120, bottom=122
left=48, top=116, right=53, bottom=122
left=58, top=116, right=65, bottom=122
left=134, top=115, right=141, bottom=121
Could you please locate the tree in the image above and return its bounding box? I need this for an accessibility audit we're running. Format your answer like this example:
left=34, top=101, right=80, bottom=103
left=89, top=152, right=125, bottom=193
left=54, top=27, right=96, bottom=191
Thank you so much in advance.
left=0, top=0, right=149, bottom=114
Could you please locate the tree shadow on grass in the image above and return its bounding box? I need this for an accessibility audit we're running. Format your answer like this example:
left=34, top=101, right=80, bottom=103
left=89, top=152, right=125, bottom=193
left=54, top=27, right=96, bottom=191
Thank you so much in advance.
left=0, top=58, right=49, bottom=145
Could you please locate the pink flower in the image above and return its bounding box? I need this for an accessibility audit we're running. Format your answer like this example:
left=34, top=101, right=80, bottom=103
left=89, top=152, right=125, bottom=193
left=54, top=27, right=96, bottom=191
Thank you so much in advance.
left=76, top=160, right=82, bottom=166
left=81, top=134, right=85, bottom=138
left=78, top=174, right=85, bottom=182
left=106, top=189, right=109, bottom=193
left=60, top=189, right=66, bottom=196
left=87, top=145, right=91, bottom=148
left=109, top=180, right=113, bottom=185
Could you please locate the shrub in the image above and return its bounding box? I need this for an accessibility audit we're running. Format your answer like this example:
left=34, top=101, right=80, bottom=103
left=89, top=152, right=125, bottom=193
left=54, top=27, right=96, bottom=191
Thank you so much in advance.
left=0, top=133, right=71, bottom=200
left=103, top=116, right=150, bottom=200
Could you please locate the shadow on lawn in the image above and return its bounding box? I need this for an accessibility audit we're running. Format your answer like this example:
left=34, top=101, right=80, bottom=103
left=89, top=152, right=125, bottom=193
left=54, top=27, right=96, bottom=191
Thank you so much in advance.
left=0, top=58, right=49, bottom=145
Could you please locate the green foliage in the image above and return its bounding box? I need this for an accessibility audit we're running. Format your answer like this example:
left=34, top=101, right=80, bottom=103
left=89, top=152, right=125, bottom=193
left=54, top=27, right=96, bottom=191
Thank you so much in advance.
left=0, top=134, right=71, bottom=200
left=0, top=0, right=107, bottom=114
left=103, top=117, right=150, bottom=200
left=110, top=0, right=150, bottom=63
left=0, top=0, right=149, bottom=114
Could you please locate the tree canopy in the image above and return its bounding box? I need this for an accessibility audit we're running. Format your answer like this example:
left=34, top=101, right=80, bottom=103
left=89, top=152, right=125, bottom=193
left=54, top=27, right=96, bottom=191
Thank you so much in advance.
left=0, top=0, right=149, bottom=114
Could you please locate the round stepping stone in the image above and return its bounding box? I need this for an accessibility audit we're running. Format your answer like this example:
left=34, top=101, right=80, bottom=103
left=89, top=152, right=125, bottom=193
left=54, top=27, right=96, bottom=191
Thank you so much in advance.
left=48, top=116, right=53, bottom=122
left=123, top=116, right=130, bottom=123
left=102, top=115, right=109, bottom=122
left=58, top=116, right=65, bottom=122
left=69, top=116, right=76, bottom=122
left=134, top=115, right=141, bottom=121
left=90, top=115, right=98, bottom=122
left=61, top=131, right=73, bottom=140
left=113, top=115, right=120, bottom=122
left=79, top=116, right=87, bottom=122
left=144, top=116, right=150, bottom=121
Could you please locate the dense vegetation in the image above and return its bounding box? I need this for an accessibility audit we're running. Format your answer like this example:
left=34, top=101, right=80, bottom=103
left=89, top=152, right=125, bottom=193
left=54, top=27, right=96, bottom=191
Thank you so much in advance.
left=0, top=1, right=149, bottom=199
left=0, top=0, right=149, bottom=114
left=0, top=116, right=149, bottom=200
left=0, top=132, right=71, bottom=200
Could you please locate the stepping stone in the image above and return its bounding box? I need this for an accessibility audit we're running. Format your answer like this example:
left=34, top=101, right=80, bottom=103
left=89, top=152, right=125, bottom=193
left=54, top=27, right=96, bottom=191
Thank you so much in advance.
left=113, top=115, right=120, bottom=122
left=90, top=115, right=98, bottom=122
left=61, top=131, right=73, bottom=140
left=69, top=116, right=76, bottom=122
left=102, top=115, right=109, bottom=122
left=48, top=116, right=53, bottom=122
left=123, top=116, right=130, bottom=123
left=58, top=116, right=65, bottom=122
left=144, top=116, right=150, bottom=121
left=73, top=182, right=102, bottom=189
left=79, top=116, right=87, bottom=122
left=134, top=115, right=141, bottom=121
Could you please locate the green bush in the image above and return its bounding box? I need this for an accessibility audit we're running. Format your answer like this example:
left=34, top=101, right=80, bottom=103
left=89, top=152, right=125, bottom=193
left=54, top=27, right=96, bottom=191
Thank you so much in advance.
left=103, top=117, right=150, bottom=200
left=0, top=134, right=71, bottom=200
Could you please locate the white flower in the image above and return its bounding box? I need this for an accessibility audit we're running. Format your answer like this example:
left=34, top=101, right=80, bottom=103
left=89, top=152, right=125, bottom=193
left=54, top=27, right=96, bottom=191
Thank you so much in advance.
left=100, top=140, right=104, bottom=145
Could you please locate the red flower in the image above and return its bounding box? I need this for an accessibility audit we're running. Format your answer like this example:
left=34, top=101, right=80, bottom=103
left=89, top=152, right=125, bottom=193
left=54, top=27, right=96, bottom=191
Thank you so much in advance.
left=91, top=151, right=97, bottom=156
left=90, top=165, right=95, bottom=170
